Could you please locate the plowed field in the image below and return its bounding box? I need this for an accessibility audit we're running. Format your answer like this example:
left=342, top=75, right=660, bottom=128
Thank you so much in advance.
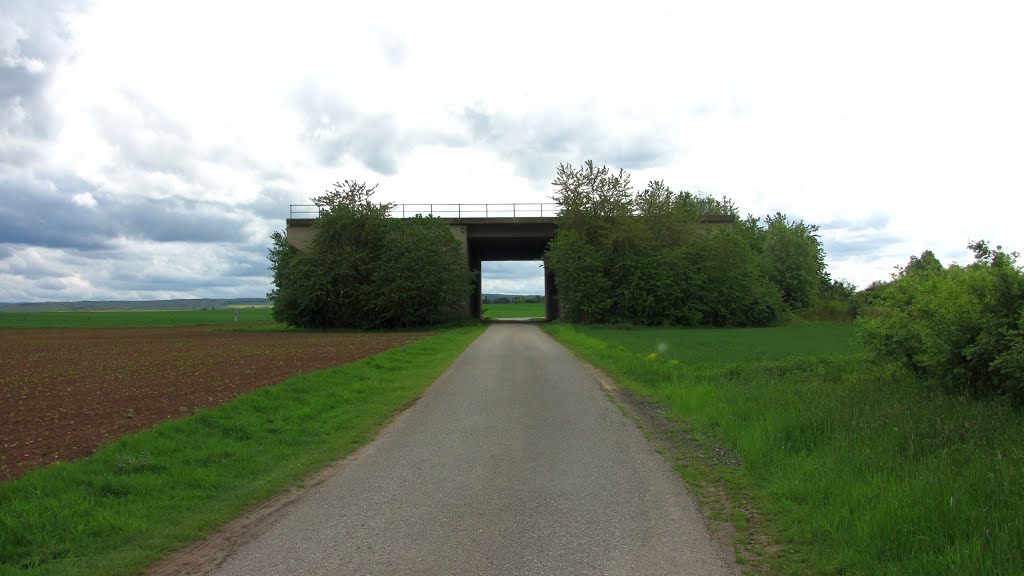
left=0, top=327, right=431, bottom=481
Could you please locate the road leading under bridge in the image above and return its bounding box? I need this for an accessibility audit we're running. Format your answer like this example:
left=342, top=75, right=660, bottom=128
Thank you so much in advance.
left=203, top=323, right=734, bottom=575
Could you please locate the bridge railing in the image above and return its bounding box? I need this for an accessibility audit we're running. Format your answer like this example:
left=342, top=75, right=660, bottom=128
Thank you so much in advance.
left=289, top=203, right=561, bottom=219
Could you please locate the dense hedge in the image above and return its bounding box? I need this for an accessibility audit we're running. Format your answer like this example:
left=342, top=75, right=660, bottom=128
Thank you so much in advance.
left=858, top=242, right=1024, bottom=403
left=543, top=161, right=828, bottom=326
left=268, top=182, right=473, bottom=329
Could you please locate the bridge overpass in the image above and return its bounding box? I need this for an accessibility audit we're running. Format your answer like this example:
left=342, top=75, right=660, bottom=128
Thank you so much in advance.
left=286, top=203, right=734, bottom=321
left=286, top=204, right=561, bottom=320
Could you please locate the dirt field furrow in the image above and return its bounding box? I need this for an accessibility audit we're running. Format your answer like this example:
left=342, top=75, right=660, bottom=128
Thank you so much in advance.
left=0, top=326, right=431, bottom=481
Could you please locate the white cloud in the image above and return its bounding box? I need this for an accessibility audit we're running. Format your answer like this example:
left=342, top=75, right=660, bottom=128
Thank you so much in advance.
left=1, top=0, right=1022, bottom=301
left=70, top=191, right=96, bottom=208
left=0, top=240, right=271, bottom=302
left=482, top=261, right=545, bottom=296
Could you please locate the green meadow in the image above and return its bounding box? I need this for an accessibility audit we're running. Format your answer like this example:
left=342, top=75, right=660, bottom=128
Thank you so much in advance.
left=0, top=325, right=486, bottom=575
left=0, top=308, right=275, bottom=329
left=481, top=302, right=546, bottom=319
left=545, top=322, right=1024, bottom=575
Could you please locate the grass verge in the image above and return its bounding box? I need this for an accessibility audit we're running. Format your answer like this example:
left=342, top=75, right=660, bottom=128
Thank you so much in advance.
left=0, top=324, right=485, bottom=575
left=544, top=323, right=1024, bottom=575
left=481, top=302, right=545, bottom=319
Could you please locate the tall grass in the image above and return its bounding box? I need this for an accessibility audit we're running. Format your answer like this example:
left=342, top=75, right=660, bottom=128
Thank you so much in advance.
left=546, top=323, right=1024, bottom=575
left=0, top=325, right=485, bottom=575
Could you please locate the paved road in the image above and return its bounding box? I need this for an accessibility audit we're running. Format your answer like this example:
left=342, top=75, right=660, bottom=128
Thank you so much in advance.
left=211, top=323, right=731, bottom=576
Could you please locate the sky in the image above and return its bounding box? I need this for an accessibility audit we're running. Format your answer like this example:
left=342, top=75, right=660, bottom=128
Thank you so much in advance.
left=2, top=0, right=1023, bottom=302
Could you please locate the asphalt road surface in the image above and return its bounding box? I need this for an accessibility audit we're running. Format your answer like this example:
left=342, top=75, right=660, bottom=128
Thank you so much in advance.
left=211, top=323, right=732, bottom=576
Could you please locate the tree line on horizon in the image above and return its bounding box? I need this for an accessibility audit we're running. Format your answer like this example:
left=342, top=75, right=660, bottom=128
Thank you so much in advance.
left=483, top=294, right=545, bottom=304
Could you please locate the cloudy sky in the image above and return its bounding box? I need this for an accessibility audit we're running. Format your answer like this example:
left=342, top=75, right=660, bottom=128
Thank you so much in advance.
left=2, top=0, right=1022, bottom=302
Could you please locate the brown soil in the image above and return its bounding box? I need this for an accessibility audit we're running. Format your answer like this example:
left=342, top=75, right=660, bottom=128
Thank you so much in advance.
left=0, top=326, right=431, bottom=481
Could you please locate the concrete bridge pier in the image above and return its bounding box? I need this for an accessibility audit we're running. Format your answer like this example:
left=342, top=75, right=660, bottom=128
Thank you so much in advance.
left=544, top=267, right=559, bottom=321
left=470, top=258, right=483, bottom=319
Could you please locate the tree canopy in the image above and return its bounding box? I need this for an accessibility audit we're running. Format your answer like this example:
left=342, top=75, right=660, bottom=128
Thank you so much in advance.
left=268, top=181, right=473, bottom=329
left=544, top=161, right=831, bottom=326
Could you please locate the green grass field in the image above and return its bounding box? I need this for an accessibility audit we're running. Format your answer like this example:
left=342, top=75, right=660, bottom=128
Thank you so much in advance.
left=481, top=302, right=545, bottom=319
left=0, top=325, right=486, bottom=575
left=0, top=308, right=275, bottom=328
left=545, top=322, right=1024, bottom=575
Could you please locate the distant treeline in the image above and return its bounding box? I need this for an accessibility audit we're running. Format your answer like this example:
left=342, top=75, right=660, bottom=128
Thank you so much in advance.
left=0, top=298, right=270, bottom=313
left=482, top=294, right=544, bottom=304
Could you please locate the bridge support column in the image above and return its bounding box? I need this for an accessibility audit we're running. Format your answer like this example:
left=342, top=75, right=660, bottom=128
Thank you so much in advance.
left=470, top=257, right=482, bottom=319
left=449, top=224, right=475, bottom=318
left=544, top=267, right=559, bottom=321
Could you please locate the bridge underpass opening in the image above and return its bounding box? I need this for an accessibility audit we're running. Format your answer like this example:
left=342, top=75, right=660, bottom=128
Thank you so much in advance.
left=465, top=222, right=559, bottom=321
left=480, top=261, right=546, bottom=320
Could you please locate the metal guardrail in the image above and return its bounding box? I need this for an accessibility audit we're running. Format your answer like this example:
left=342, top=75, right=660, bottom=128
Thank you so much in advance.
left=288, top=205, right=324, bottom=219
left=289, top=203, right=561, bottom=219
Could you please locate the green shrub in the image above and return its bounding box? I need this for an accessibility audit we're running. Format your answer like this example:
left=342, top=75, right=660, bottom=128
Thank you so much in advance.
left=544, top=227, right=614, bottom=323
left=268, top=181, right=474, bottom=329
left=543, top=161, right=789, bottom=326
left=760, top=213, right=827, bottom=310
left=992, top=316, right=1024, bottom=400
left=802, top=297, right=856, bottom=322
left=692, top=229, right=784, bottom=327
left=858, top=241, right=1024, bottom=403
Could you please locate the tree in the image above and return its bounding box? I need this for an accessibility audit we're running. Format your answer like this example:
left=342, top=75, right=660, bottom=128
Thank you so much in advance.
left=901, top=249, right=943, bottom=277
left=268, top=181, right=473, bottom=329
left=760, top=213, right=827, bottom=310
left=858, top=240, right=1024, bottom=403
left=545, top=227, right=613, bottom=323
left=691, top=229, right=783, bottom=327
left=544, top=161, right=782, bottom=326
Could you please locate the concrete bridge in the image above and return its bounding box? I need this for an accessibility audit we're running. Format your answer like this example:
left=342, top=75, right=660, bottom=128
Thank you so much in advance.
left=286, top=204, right=562, bottom=320
left=286, top=203, right=734, bottom=321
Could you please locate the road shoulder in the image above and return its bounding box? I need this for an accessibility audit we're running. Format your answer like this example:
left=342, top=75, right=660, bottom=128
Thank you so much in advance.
left=572, top=355, right=771, bottom=574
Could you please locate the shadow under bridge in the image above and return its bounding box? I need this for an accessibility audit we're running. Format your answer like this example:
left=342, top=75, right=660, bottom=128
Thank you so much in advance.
left=451, top=217, right=558, bottom=320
